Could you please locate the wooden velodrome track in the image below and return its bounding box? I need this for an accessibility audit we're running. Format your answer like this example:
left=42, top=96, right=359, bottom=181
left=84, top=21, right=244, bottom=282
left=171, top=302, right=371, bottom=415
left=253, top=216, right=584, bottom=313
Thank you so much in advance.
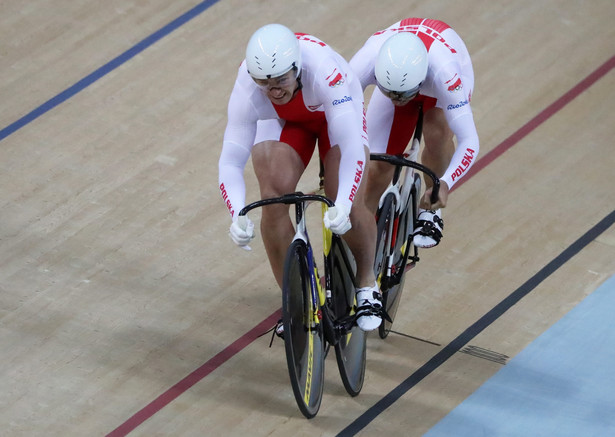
left=2, top=0, right=615, bottom=435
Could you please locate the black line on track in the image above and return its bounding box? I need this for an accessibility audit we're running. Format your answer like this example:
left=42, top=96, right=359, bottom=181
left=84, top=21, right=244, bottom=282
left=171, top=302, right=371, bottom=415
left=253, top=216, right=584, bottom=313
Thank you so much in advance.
left=338, top=210, right=615, bottom=436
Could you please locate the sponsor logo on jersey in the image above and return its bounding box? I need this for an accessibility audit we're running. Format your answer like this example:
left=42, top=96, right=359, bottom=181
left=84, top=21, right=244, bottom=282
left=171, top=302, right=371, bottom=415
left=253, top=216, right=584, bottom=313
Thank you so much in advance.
left=446, top=74, right=463, bottom=92
left=332, top=96, right=352, bottom=106
left=450, top=148, right=476, bottom=182
left=348, top=160, right=364, bottom=202
left=447, top=99, right=468, bottom=110
left=219, top=183, right=234, bottom=217
left=326, top=68, right=345, bottom=87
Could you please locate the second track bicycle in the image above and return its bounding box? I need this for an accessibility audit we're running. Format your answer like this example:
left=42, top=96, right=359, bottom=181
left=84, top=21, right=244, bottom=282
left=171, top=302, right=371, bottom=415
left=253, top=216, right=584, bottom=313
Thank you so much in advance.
left=370, top=108, right=440, bottom=338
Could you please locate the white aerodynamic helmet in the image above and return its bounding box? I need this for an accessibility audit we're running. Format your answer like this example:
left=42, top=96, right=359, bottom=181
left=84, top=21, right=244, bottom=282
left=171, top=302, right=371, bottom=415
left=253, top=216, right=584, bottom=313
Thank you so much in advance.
left=245, top=23, right=301, bottom=80
left=375, top=32, right=428, bottom=98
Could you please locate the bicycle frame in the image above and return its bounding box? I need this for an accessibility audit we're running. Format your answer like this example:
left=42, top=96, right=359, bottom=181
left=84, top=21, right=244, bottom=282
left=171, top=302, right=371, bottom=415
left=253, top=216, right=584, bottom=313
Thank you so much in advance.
left=371, top=109, right=440, bottom=289
left=238, top=192, right=366, bottom=417
left=370, top=109, right=441, bottom=339
left=237, top=192, right=358, bottom=340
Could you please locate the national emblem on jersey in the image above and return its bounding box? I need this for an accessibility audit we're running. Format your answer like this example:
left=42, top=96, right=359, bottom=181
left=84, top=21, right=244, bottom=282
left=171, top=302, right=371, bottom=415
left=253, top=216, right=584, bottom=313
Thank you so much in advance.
left=326, top=68, right=345, bottom=87
left=446, top=73, right=463, bottom=92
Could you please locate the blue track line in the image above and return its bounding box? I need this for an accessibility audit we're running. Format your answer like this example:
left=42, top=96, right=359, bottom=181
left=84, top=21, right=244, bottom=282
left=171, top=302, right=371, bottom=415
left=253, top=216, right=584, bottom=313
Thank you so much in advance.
left=0, top=0, right=221, bottom=143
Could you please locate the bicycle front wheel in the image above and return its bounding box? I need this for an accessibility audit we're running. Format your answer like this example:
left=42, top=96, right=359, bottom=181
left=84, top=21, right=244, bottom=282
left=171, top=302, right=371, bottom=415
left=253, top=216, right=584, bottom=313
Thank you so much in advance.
left=331, top=239, right=366, bottom=396
left=375, top=193, right=397, bottom=339
left=379, top=174, right=420, bottom=338
left=374, top=192, right=395, bottom=288
left=282, top=240, right=326, bottom=419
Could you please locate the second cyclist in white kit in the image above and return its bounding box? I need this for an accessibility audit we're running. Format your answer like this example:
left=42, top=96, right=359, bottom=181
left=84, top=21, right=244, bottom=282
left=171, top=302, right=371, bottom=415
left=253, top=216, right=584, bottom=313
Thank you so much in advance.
left=350, top=18, right=480, bottom=248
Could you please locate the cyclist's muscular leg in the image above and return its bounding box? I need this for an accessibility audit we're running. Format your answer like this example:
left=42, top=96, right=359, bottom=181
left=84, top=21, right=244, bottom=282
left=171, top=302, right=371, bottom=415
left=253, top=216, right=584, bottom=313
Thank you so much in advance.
left=421, top=108, right=454, bottom=208
left=422, top=108, right=454, bottom=181
left=252, top=140, right=305, bottom=288
left=323, top=145, right=377, bottom=288
left=364, top=159, right=395, bottom=216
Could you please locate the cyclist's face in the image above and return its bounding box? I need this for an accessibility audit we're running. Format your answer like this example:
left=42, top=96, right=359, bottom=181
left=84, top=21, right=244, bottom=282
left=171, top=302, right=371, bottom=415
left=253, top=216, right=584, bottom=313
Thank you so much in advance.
left=377, top=82, right=419, bottom=106
left=389, top=94, right=417, bottom=106
left=252, top=70, right=298, bottom=105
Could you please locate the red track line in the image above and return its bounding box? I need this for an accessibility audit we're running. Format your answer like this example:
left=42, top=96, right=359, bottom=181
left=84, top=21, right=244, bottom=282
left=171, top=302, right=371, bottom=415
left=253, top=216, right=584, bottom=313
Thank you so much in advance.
left=107, top=54, right=615, bottom=436
left=452, top=54, right=615, bottom=192
left=106, top=310, right=281, bottom=436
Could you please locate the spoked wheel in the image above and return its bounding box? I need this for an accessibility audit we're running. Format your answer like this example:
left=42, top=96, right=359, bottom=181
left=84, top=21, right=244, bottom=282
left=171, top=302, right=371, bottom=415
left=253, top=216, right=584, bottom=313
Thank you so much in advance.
left=378, top=177, right=419, bottom=339
left=374, top=193, right=397, bottom=339
left=374, top=193, right=395, bottom=283
left=331, top=239, right=366, bottom=396
left=282, top=240, right=326, bottom=419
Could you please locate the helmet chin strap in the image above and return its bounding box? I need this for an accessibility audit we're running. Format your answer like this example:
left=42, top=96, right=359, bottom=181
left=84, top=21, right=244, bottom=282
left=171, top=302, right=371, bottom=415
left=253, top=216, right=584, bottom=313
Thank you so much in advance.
left=291, top=67, right=303, bottom=98
left=295, top=71, right=303, bottom=91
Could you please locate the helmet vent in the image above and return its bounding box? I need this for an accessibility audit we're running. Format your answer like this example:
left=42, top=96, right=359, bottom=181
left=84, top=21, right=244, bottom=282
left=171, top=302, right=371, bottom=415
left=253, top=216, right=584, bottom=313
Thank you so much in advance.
left=374, top=32, right=427, bottom=94
left=245, top=24, right=302, bottom=80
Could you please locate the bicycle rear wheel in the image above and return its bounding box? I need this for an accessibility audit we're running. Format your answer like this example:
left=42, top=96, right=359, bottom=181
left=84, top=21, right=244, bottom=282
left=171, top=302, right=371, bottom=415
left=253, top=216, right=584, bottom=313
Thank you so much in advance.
left=331, top=239, right=366, bottom=396
left=379, top=279, right=405, bottom=338
left=282, top=239, right=326, bottom=419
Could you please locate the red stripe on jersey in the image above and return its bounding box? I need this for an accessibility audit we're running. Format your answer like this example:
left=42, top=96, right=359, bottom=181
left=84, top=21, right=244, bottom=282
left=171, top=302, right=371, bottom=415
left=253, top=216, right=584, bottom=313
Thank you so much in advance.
left=420, top=19, right=451, bottom=33
left=272, top=89, right=325, bottom=123
left=397, top=18, right=432, bottom=49
left=416, top=33, right=435, bottom=51
left=396, top=18, right=454, bottom=52
left=400, top=18, right=451, bottom=33
left=295, top=33, right=327, bottom=47
left=400, top=17, right=423, bottom=27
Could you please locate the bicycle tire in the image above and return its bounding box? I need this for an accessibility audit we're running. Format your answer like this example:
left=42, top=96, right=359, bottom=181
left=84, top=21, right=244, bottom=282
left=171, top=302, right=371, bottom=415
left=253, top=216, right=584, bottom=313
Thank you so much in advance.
left=282, top=240, right=326, bottom=418
left=330, top=238, right=366, bottom=396
left=379, top=277, right=404, bottom=338
left=374, top=193, right=397, bottom=339
left=374, top=193, right=395, bottom=289
left=378, top=173, right=420, bottom=338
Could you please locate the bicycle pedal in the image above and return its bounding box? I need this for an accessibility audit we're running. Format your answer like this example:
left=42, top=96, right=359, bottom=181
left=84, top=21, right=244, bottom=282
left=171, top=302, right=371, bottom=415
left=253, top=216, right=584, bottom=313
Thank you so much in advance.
left=274, top=319, right=284, bottom=337
left=381, top=308, right=393, bottom=323
left=262, top=319, right=284, bottom=347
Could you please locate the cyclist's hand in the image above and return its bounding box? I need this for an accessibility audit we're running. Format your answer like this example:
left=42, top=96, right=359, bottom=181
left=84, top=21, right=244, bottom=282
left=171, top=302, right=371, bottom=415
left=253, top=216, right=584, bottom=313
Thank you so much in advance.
left=323, top=204, right=352, bottom=235
left=420, top=180, right=449, bottom=210
left=229, top=216, right=255, bottom=249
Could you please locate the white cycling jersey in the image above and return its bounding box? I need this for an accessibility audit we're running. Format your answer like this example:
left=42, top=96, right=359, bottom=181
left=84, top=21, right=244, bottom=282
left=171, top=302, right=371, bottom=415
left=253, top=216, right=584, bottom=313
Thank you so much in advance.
left=219, top=33, right=368, bottom=219
left=350, top=18, right=479, bottom=189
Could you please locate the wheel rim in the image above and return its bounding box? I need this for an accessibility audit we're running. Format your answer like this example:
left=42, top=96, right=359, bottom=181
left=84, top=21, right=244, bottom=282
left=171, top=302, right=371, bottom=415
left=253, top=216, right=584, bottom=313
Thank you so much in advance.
left=331, top=241, right=366, bottom=396
left=283, top=242, right=325, bottom=418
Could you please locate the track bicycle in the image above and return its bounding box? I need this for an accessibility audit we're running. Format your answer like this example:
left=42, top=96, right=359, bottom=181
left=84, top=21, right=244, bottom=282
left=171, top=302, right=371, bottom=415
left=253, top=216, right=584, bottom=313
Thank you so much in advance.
left=238, top=192, right=366, bottom=418
left=371, top=108, right=440, bottom=339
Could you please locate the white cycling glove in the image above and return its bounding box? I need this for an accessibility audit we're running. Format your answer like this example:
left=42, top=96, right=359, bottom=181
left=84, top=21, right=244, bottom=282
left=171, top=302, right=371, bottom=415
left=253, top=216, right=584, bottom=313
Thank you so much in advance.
left=323, top=204, right=352, bottom=235
left=229, top=216, right=255, bottom=248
